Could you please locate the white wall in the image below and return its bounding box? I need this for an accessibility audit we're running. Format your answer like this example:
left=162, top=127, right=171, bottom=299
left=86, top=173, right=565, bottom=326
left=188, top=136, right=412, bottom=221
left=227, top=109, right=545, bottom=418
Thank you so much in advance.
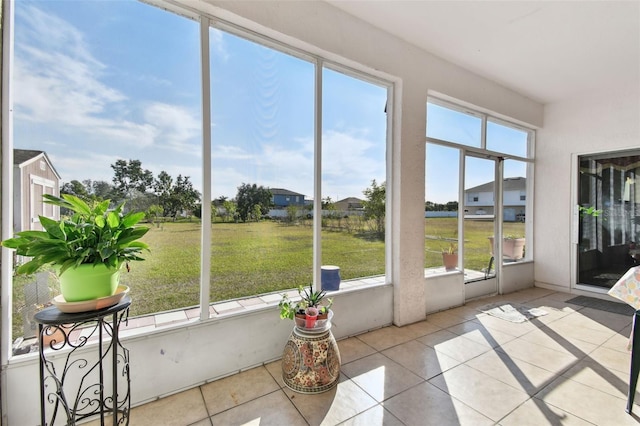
left=6, top=286, right=394, bottom=425
left=535, top=87, right=640, bottom=291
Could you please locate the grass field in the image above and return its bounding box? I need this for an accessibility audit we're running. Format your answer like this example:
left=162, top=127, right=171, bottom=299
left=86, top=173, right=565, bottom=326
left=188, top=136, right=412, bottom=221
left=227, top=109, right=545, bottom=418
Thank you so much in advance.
left=11, top=217, right=523, bottom=339
left=425, top=218, right=525, bottom=271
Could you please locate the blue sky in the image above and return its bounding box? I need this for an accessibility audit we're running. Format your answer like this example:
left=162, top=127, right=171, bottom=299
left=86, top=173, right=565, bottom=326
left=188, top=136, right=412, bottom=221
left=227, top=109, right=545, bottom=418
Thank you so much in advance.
left=14, top=1, right=528, bottom=206
left=426, top=104, right=528, bottom=203
left=14, top=1, right=388, bottom=202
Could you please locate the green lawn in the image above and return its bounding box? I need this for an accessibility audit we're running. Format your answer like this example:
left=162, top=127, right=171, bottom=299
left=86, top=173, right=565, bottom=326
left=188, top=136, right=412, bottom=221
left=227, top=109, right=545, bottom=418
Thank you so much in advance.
left=80, top=220, right=384, bottom=318
left=426, top=217, right=525, bottom=270
left=11, top=217, right=523, bottom=339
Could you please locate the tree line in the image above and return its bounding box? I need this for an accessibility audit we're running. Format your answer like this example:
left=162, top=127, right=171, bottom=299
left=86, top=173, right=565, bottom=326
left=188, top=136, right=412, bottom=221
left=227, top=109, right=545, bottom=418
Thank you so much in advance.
left=425, top=201, right=458, bottom=211
left=61, top=159, right=386, bottom=236
left=61, top=159, right=200, bottom=221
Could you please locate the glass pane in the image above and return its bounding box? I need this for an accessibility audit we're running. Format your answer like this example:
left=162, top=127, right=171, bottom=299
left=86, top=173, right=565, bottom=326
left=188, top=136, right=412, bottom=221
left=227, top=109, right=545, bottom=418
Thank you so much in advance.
left=487, top=120, right=529, bottom=158
left=426, top=102, right=481, bottom=147
left=464, top=156, right=496, bottom=282
left=501, top=160, right=527, bottom=263
left=12, top=1, right=201, bottom=343
left=210, top=31, right=314, bottom=299
left=321, top=68, right=387, bottom=289
left=425, top=143, right=459, bottom=271
left=578, top=153, right=640, bottom=288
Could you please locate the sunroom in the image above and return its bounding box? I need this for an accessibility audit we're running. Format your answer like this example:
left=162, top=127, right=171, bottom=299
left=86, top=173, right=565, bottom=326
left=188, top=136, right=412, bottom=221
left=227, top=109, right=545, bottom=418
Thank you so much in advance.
left=1, top=1, right=639, bottom=425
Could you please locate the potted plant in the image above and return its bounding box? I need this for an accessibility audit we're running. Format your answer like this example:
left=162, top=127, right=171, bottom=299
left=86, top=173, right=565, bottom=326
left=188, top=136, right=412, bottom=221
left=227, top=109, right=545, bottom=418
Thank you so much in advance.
left=2, top=194, right=150, bottom=302
left=279, top=284, right=333, bottom=329
left=442, top=243, right=458, bottom=270
left=488, top=235, right=525, bottom=261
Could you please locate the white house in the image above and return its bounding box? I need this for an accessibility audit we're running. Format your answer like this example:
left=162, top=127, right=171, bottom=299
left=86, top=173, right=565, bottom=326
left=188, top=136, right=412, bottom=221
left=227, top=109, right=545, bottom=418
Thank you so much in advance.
left=465, top=177, right=526, bottom=221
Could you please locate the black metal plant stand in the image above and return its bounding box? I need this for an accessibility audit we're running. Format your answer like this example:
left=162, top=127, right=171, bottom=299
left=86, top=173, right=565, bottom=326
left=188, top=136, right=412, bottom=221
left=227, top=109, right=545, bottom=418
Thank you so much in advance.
left=34, top=296, right=131, bottom=426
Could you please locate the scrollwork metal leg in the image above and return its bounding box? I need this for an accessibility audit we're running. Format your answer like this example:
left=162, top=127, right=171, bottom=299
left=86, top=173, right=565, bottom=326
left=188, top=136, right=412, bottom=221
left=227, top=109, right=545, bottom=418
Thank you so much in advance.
left=37, top=305, right=131, bottom=425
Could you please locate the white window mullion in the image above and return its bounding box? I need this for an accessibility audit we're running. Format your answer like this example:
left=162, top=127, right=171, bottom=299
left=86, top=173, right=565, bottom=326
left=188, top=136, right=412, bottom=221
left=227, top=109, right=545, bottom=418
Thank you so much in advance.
left=385, top=84, right=394, bottom=285
left=199, top=16, right=212, bottom=321
left=312, top=59, right=323, bottom=292
left=1, top=0, right=15, bottom=378
left=458, top=151, right=466, bottom=274
left=480, top=114, right=487, bottom=150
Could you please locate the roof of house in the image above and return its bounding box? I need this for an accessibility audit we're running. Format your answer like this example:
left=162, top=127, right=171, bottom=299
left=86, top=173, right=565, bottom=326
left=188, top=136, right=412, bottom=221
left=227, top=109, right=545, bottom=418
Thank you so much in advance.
left=336, top=197, right=364, bottom=204
left=270, top=188, right=305, bottom=197
left=466, top=177, right=526, bottom=193
left=14, top=149, right=44, bottom=164
left=14, top=149, right=61, bottom=179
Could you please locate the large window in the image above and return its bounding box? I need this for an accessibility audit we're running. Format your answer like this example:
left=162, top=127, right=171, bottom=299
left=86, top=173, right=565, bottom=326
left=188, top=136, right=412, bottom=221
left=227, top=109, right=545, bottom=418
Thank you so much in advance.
left=6, top=1, right=389, bottom=346
left=425, top=143, right=459, bottom=271
left=425, top=99, right=533, bottom=278
left=426, top=101, right=481, bottom=148
left=321, top=67, right=387, bottom=286
left=209, top=31, right=315, bottom=299
left=11, top=1, right=202, bottom=341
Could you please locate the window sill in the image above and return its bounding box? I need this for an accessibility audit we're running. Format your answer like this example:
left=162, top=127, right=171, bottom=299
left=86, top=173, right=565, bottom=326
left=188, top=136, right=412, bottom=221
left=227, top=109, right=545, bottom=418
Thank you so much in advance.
left=12, top=275, right=387, bottom=357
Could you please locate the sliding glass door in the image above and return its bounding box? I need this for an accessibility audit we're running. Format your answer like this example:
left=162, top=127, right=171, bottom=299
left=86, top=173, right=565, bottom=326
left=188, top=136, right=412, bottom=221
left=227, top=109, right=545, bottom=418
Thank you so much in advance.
left=577, top=151, right=640, bottom=288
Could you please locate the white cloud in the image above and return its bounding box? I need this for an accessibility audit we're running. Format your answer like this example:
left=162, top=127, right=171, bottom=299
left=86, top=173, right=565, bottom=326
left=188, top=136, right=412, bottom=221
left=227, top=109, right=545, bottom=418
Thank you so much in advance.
left=12, top=5, right=384, bottom=203
left=143, top=103, right=200, bottom=152
left=209, top=129, right=384, bottom=200
left=213, top=145, right=254, bottom=161
left=13, top=5, right=198, bottom=153
left=49, top=151, right=119, bottom=184
left=15, top=6, right=125, bottom=127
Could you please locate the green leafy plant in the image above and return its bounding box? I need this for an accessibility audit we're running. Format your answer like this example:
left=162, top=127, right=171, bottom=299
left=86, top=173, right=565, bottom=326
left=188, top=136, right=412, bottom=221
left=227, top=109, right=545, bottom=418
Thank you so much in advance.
left=2, top=194, right=150, bottom=275
left=503, top=234, right=524, bottom=240
left=578, top=205, right=603, bottom=218
left=278, top=284, right=333, bottom=320
left=442, top=242, right=457, bottom=254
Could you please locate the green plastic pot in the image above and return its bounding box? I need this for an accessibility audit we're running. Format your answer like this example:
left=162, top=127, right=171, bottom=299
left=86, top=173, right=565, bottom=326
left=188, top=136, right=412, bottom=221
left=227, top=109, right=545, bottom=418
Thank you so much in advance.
left=59, top=263, right=120, bottom=302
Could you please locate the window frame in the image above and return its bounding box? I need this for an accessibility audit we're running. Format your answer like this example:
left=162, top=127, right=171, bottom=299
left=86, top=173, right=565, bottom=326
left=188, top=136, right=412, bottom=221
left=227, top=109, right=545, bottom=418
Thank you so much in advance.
left=425, top=96, right=535, bottom=275
left=1, top=1, right=394, bottom=359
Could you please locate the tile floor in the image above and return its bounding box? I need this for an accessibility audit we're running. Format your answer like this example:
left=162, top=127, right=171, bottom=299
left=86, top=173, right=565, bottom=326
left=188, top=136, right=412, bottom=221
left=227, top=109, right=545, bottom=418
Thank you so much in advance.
left=97, top=288, right=640, bottom=425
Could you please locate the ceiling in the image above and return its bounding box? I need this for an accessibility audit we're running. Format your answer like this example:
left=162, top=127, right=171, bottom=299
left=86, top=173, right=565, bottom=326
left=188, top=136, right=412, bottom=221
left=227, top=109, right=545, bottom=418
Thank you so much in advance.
left=326, top=1, right=640, bottom=105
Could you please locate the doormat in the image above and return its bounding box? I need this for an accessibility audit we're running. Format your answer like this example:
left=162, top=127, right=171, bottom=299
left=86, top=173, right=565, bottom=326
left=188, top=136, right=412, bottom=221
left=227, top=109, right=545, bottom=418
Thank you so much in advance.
left=479, top=302, right=548, bottom=323
left=566, top=296, right=634, bottom=316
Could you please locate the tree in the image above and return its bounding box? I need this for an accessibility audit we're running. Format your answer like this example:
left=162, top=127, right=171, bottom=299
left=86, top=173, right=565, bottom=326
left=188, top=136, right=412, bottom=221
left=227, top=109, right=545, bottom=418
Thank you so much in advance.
left=111, top=159, right=154, bottom=199
left=86, top=180, right=116, bottom=201
left=146, top=204, right=164, bottom=227
left=153, top=171, right=173, bottom=200
left=60, top=180, right=91, bottom=215
left=235, top=183, right=272, bottom=222
left=425, top=200, right=459, bottom=212
left=222, top=200, right=237, bottom=222
left=362, top=179, right=385, bottom=237
left=250, top=204, right=263, bottom=222
left=153, top=172, right=201, bottom=219
left=213, top=196, right=228, bottom=207
left=61, top=180, right=90, bottom=200
left=173, top=175, right=200, bottom=217
left=285, top=205, right=299, bottom=223
left=321, top=196, right=335, bottom=210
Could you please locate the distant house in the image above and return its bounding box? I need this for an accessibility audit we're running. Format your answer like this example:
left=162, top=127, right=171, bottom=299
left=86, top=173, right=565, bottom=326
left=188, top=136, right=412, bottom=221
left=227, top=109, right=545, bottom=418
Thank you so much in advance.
left=13, top=149, right=61, bottom=232
left=334, top=197, right=364, bottom=212
left=271, top=188, right=306, bottom=208
left=464, top=177, right=526, bottom=222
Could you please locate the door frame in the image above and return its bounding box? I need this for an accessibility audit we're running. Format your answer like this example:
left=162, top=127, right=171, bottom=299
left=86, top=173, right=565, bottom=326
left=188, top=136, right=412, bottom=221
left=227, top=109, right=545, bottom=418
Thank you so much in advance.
left=462, top=151, right=503, bottom=301
left=571, top=148, right=640, bottom=294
